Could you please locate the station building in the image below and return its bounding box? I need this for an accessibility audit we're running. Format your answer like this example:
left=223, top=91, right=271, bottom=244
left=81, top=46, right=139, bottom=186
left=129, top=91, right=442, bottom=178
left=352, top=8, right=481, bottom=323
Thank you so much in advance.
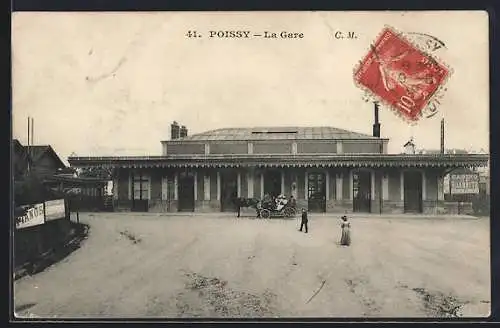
left=68, top=121, right=488, bottom=215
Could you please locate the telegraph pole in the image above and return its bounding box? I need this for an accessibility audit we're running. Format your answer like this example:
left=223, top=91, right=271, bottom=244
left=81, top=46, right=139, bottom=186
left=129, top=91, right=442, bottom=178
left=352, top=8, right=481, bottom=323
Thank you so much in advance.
left=27, top=117, right=30, bottom=173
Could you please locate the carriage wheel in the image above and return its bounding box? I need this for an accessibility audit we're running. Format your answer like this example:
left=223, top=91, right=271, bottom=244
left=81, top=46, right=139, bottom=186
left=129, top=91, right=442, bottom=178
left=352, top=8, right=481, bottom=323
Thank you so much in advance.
left=260, top=209, right=270, bottom=219
left=283, top=207, right=294, bottom=218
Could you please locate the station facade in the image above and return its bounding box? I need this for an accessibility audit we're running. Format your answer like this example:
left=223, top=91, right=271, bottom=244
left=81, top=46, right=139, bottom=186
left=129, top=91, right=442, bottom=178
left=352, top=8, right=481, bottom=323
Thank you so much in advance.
left=68, top=124, right=488, bottom=215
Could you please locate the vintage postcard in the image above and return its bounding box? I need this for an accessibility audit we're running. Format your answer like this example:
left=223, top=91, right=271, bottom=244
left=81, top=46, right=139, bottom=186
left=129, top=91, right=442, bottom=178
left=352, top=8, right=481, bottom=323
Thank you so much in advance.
left=12, top=11, right=490, bottom=319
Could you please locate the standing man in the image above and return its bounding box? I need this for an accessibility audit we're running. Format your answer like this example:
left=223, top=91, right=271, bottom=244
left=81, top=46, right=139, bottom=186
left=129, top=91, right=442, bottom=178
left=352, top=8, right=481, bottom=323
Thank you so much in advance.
left=299, top=208, right=308, bottom=233
left=236, top=198, right=241, bottom=218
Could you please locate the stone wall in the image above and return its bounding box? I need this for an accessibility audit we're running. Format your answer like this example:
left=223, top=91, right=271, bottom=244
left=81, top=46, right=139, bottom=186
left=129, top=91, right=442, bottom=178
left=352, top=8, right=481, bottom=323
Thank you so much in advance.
left=442, top=201, right=474, bottom=215
left=343, top=142, right=383, bottom=154
left=149, top=199, right=169, bottom=213
left=326, top=200, right=353, bottom=213
left=297, top=141, right=337, bottom=154
left=381, top=200, right=404, bottom=214
left=195, top=200, right=221, bottom=212
left=253, top=141, right=292, bottom=154
left=167, top=143, right=205, bottom=155
left=210, top=142, right=247, bottom=155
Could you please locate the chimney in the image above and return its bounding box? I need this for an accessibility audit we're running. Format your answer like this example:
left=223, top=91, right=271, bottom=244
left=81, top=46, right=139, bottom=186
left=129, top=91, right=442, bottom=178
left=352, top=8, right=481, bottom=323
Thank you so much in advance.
left=180, top=126, right=188, bottom=138
left=373, top=102, right=381, bottom=138
left=170, top=121, right=180, bottom=140
left=440, top=118, right=445, bottom=154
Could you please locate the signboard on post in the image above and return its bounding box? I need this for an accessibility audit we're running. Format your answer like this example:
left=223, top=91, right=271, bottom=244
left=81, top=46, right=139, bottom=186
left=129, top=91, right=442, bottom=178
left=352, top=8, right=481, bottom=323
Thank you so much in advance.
left=44, top=199, right=66, bottom=221
left=450, top=174, right=480, bottom=194
left=15, top=203, right=45, bottom=230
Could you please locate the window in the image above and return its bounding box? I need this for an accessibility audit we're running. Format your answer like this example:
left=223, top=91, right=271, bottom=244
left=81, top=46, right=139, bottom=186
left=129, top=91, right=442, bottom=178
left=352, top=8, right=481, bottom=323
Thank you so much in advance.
left=308, top=173, right=325, bottom=199
left=353, top=173, right=360, bottom=198
left=132, top=173, right=150, bottom=200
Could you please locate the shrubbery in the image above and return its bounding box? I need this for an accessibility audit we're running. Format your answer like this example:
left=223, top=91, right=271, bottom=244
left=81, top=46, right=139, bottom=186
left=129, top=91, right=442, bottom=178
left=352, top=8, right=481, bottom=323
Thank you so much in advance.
left=472, top=193, right=490, bottom=216
left=14, top=173, right=63, bottom=207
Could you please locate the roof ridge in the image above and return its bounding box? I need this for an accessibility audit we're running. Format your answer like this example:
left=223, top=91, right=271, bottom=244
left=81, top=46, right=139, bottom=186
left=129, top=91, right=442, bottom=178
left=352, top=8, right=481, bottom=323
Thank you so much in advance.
left=182, top=126, right=375, bottom=140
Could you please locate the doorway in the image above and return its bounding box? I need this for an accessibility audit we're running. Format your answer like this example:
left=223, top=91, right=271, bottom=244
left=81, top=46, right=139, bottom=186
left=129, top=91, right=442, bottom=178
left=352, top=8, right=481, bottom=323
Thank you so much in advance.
left=131, top=172, right=149, bottom=212
left=353, top=171, right=371, bottom=213
left=404, top=171, right=423, bottom=213
left=221, top=171, right=238, bottom=212
left=264, top=170, right=282, bottom=198
left=178, top=173, right=195, bottom=212
left=307, top=172, right=326, bottom=212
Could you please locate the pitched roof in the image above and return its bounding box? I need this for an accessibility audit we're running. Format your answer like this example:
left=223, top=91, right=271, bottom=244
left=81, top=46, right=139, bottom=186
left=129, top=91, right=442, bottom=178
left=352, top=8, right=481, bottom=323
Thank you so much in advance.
left=419, top=149, right=469, bottom=155
left=171, top=126, right=381, bottom=141
left=22, top=144, right=66, bottom=169
left=12, top=139, right=26, bottom=156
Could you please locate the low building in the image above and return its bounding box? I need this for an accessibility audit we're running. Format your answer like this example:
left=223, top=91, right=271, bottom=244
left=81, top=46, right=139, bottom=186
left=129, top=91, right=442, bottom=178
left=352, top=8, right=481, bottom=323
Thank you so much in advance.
left=12, top=140, right=109, bottom=209
left=68, top=123, right=488, bottom=215
left=12, top=139, right=67, bottom=179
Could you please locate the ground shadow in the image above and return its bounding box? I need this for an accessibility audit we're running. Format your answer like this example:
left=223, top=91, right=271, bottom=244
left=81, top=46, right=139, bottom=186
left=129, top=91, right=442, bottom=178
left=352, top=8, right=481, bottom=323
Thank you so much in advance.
left=14, top=223, right=90, bottom=280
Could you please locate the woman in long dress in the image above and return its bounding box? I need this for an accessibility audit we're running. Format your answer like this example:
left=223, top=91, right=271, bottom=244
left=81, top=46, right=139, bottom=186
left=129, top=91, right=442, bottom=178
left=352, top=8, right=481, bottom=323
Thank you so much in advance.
left=340, top=215, right=351, bottom=246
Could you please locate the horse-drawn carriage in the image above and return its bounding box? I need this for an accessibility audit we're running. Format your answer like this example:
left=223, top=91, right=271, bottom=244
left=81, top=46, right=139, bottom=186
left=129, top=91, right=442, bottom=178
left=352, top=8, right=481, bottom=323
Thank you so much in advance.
left=235, top=194, right=297, bottom=218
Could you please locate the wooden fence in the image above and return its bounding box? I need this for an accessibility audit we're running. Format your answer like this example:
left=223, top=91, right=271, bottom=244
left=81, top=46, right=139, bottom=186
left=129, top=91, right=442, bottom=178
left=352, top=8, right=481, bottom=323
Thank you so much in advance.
left=14, top=198, right=71, bottom=269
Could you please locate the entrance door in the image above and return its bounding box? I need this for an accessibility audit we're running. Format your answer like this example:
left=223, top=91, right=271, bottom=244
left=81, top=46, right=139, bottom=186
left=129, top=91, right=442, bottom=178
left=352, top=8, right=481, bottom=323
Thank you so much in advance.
left=353, top=171, right=371, bottom=213
left=308, top=172, right=326, bottom=213
left=221, top=171, right=238, bottom=212
left=264, top=170, right=282, bottom=198
left=404, top=171, right=423, bottom=213
left=178, top=174, right=195, bottom=212
left=131, top=172, right=149, bottom=212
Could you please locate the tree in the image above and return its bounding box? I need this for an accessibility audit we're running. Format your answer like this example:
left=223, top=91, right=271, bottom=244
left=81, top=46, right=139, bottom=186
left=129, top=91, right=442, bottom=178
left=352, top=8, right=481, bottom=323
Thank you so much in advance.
left=77, top=166, right=114, bottom=180
left=14, top=172, right=60, bottom=206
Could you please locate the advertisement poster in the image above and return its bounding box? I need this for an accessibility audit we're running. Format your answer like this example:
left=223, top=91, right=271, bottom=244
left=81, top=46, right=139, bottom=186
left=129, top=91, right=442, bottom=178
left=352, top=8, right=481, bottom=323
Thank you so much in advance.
left=44, top=199, right=66, bottom=221
left=15, top=203, right=45, bottom=230
left=450, top=174, right=480, bottom=194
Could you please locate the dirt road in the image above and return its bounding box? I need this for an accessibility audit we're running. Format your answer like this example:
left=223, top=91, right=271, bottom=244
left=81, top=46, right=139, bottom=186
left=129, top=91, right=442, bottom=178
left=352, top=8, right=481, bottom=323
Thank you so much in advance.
left=13, top=213, right=490, bottom=318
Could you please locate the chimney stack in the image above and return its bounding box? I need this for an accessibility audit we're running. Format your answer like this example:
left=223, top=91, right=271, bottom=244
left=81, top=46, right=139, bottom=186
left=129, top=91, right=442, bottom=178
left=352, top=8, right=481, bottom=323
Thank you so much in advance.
left=180, top=125, right=188, bottom=138
left=170, top=121, right=180, bottom=140
left=440, top=118, right=445, bottom=154
left=373, top=102, right=381, bottom=138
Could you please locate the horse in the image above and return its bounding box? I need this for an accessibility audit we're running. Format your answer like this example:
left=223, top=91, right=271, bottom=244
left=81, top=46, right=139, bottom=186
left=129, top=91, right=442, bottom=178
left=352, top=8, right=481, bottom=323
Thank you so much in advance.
left=233, top=197, right=261, bottom=218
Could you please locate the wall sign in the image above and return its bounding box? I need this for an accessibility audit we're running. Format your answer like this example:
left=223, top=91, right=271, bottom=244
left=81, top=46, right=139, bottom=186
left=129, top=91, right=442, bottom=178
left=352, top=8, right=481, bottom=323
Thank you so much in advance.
left=15, top=203, right=45, bottom=230
left=450, top=174, right=479, bottom=194
left=45, top=199, right=66, bottom=221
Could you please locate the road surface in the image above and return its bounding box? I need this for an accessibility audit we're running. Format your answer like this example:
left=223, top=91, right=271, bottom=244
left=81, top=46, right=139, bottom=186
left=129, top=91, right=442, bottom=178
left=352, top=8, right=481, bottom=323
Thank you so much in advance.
left=14, top=213, right=490, bottom=318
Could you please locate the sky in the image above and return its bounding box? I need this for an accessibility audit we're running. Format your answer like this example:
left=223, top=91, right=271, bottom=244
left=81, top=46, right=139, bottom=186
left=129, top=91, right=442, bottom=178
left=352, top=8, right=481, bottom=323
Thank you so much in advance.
left=12, top=11, right=489, bottom=165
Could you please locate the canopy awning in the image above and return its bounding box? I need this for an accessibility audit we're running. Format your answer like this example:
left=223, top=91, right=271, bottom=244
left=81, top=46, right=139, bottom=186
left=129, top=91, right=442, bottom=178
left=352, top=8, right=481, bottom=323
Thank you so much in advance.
left=43, top=174, right=109, bottom=185
left=68, top=154, right=489, bottom=169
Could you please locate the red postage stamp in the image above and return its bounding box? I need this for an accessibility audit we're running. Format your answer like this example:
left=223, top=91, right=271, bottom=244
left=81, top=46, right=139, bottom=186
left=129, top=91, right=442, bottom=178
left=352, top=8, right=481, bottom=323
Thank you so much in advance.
left=354, top=26, right=451, bottom=122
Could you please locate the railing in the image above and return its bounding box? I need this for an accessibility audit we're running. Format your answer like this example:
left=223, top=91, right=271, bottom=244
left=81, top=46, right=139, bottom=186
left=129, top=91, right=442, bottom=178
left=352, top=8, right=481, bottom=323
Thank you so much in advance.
left=67, top=195, right=114, bottom=212
left=445, top=193, right=490, bottom=216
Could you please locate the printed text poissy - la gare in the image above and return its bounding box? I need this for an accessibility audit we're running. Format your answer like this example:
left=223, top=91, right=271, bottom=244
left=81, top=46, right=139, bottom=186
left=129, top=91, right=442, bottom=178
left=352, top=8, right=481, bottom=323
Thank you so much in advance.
left=186, top=30, right=304, bottom=39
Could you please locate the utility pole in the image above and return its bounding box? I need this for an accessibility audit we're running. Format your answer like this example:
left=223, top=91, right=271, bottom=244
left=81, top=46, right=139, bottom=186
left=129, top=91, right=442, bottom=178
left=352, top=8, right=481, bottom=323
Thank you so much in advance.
left=31, top=117, right=34, bottom=147
left=27, top=116, right=35, bottom=174
left=27, top=117, right=30, bottom=173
